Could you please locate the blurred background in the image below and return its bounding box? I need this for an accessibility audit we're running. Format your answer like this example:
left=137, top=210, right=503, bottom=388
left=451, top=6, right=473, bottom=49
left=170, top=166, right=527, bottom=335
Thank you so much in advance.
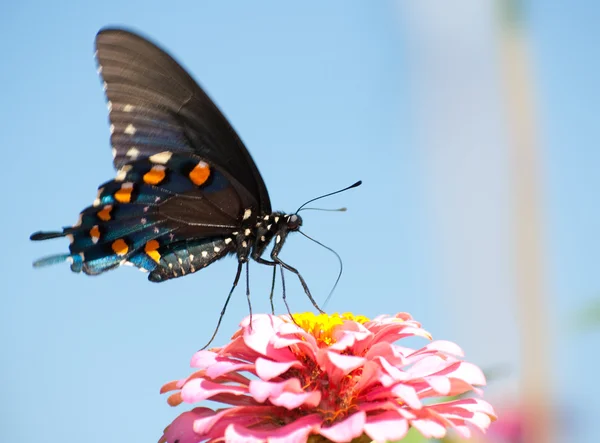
left=1, top=1, right=598, bottom=442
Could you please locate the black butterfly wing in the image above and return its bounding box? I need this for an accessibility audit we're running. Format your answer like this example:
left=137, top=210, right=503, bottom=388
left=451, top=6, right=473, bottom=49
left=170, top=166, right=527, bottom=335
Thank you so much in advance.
left=31, top=28, right=271, bottom=281
left=95, top=28, right=271, bottom=214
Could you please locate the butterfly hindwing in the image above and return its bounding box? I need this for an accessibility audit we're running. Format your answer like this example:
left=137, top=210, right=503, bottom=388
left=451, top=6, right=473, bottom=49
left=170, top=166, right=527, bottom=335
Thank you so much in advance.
left=32, top=153, right=244, bottom=278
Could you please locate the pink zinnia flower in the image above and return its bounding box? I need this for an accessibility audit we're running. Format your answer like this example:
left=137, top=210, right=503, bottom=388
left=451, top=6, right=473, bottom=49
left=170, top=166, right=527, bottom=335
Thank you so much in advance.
left=159, top=312, right=496, bottom=443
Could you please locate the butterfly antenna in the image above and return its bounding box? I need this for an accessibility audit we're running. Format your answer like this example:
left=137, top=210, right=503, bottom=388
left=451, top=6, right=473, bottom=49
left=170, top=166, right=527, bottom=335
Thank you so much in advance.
left=298, top=230, right=343, bottom=308
left=296, top=180, right=362, bottom=213
left=299, top=207, right=347, bottom=212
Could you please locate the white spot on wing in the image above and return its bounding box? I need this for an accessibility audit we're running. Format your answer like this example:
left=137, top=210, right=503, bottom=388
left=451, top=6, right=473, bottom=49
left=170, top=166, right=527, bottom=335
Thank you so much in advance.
left=107, top=101, right=112, bottom=112
left=276, top=235, right=281, bottom=244
left=111, top=148, right=117, bottom=159
left=201, top=251, right=208, bottom=258
left=242, top=241, right=247, bottom=248
left=244, top=229, right=251, bottom=236
left=225, top=238, right=232, bottom=244
left=243, top=209, right=252, bottom=220
left=261, top=236, right=266, bottom=242
left=115, top=165, right=132, bottom=181
left=124, top=124, right=136, bottom=135
left=149, top=151, right=173, bottom=164
left=109, top=124, right=115, bottom=134
left=213, top=246, right=221, bottom=253
left=93, top=187, right=104, bottom=207
left=274, top=216, right=280, bottom=223
left=126, top=147, right=140, bottom=159
left=123, top=104, right=134, bottom=112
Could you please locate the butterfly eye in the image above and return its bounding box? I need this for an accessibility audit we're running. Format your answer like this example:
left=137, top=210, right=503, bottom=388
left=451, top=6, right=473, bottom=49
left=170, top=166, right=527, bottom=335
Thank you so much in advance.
left=287, top=214, right=302, bottom=231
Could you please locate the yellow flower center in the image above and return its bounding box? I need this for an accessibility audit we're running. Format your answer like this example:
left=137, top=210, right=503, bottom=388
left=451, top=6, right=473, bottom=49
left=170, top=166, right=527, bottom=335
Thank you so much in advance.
left=290, top=312, right=370, bottom=345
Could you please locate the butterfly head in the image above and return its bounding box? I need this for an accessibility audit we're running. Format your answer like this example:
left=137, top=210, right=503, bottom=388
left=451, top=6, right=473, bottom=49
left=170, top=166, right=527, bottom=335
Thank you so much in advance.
left=286, top=213, right=302, bottom=231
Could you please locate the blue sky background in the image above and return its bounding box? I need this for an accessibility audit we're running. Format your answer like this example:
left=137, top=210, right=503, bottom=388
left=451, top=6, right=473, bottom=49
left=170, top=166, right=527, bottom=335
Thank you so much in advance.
left=1, top=1, right=598, bottom=442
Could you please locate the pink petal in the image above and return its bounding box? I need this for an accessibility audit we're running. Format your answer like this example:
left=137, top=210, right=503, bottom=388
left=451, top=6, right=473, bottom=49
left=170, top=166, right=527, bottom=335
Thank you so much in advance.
left=224, top=414, right=322, bottom=443
left=470, top=411, right=493, bottom=431
left=255, top=358, right=299, bottom=380
left=411, top=417, right=447, bottom=438
left=192, top=408, right=234, bottom=435
left=249, top=379, right=322, bottom=409
left=419, top=340, right=464, bottom=357
left=181, top=378, right=247, bottom=403
left=190, top=350, right=219, bottom=368
left=363, top=411, right=409, bottom=442
left=423, top=375, right=452, bottom=395
left=249, top=378, right=303, bottom=403
left=326, top=351, right=365, bottom=373
left=205, top=360, right=254, bottom=379
left=391, top=383, right=422, bottom=409
left=443, top=362, right=487, bottom=386
left=329, top=322, right=371, bottom=352
left=453, top=424, right=472, bottom=438
left=407, top=355, right=448, bottom=376
left=161, top=408, right=214, bottom=443
left=273, top=391, right=321, bottom=409
left=376, top=356, right=410, bottom=384
left=353, top=361, right=382, bottom=392
left=319, top=411, right=366, bottom=443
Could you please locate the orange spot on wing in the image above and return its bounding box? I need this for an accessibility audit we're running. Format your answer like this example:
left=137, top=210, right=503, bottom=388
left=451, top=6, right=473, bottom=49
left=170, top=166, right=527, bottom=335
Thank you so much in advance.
left=89, top=225, right=100, bottom=242
left=115, top=183, right=133, bottom=203
left=189, top=161, right=210, bottom=186
left=145, top=239, right=161, bottom=263
left=143, top=165, right=166, bottom=185
left=111, top=239, right=129, bottom=256
left=97, top=205, right=113, bottom=221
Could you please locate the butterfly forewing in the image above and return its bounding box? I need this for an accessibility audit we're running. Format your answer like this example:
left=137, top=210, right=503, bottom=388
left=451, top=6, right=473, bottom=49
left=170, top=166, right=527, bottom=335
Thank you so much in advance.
left=95, top=29, right=271, bottom=215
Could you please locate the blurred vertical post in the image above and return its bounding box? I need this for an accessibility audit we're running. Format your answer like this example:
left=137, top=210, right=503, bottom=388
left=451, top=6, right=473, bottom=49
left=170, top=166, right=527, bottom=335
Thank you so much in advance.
left=399, top=1, right=553, bottom=441
left=499, top=1, right=553, bottom=442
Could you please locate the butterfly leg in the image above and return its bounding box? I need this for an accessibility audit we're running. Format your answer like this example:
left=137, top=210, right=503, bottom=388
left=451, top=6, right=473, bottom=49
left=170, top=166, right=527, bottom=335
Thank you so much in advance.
left=254, top=231, right=324, bottom=313
left=200, top=260, right=244, bottom=350
left=272, top=256, right=324, bottom=314
left=278, top=264, right=292, bottom=316
left=245, top=261, right=253, bottom=328
left=252, top=256, right=278, bottom=312
left=253, top=256, right=287, bottom=314
left=269, top=265, right=277, bottom=314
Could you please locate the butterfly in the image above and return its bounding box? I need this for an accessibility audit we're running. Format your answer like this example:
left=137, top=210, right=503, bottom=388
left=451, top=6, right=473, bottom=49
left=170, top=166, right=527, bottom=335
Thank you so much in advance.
left=30, top=28, right=360, bottom=313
